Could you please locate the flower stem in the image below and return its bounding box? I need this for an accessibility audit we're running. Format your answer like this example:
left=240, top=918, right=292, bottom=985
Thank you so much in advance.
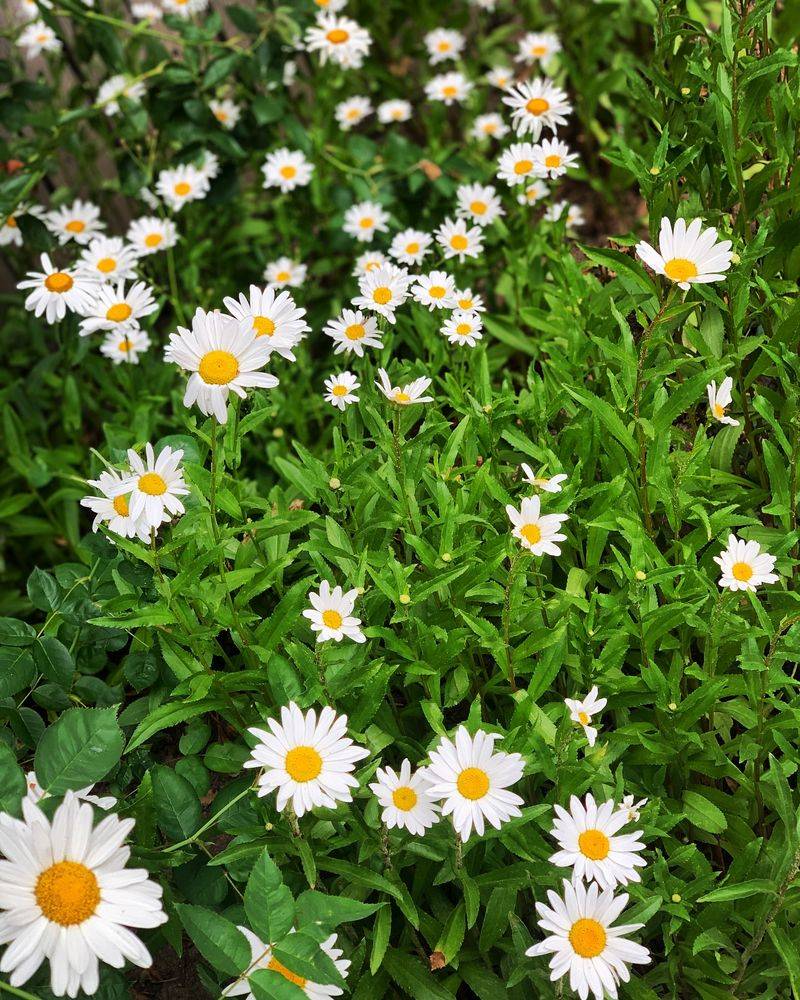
left=502, top=550, right=526, bottom=692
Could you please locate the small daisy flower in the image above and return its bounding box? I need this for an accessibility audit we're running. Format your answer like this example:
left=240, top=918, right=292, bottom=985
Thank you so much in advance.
left=303, top=581, right=365, bottom=643
left=714, top=533, right=778, bottom=592
left=164, top=309, right=279, bottom=424
left=16, top=0, right=43, bottom=23
left=389, top=227, right=432, bottom=266
left=77, top=236, right=138, bottom=282
left=424, top=28, right=465, bottom=64
left=96, top=74, right=146, bottom=116
left=80, top=469, right=151, bottom=542
left=323, top=309, right=382, bottom=357
left=352, top=250, right=388, bottom=277
left=506, top=495, right=568, bottom=556
left=209, top=97, right=241, bottom=129
left=456, top=183, right=504, bottom=226
left=305, top=13, right=372, bottom=69
left=311, top=0, right=347, bottom=11
left=497, top=142, right=539, bottom=186
left=425, top=71, right=472, bottom=106
left=564, top=686, right=607, bottom=747
left=526, top=879, right=651, bottom=1000
left=245, top=703, right=369, bottom=816
left=531, top=137, right=580, bottom=179
left=99, top=328, right=152, bottom=366
left=17, top=253, right=98, bottom=324
left=162, top=0, right=209, bottom=16
left=636, top=217, right=734, bottom=290
left=155, top=164, right=210, bottom=211
left=324, top=371, right=360, bottom=410
left=264, top=257, right=307, bottom=288
left=335, top=95, right=372, bottom=130
left=261, top=148, right=314, bottom=193
left=23, top=771, right=116, bottom=811
left=486, top=66, right=514, bottom=90
left=503, top=78, right=572, bottom=139
left=126, top=216, right=177, bottom=256
left=412, top=270, right=458, bottom=310
left=425, top=727, right=525, bottom=841
left=377, top=99, right=412, bottom=123
left=520, top=466, right=567, bottom=493
left=79, top=281, right=158, bottom=337
left=0, top=212, right=23, bottom=248
left=45, top=199, right=104, bottom=246
left=516, top=31, right=561, bottom=66
left=369, top=761, right=439, bottom=836
left=225, top=927, right=350, bottom=1000
left=617, top=796, right=648, bottom=824
left=17, top=20, right=61, bottom=59
left=441, top=310, right=483, bottom=347
left=517, top=179, right=550, bottom=206
left=436, top=217, right=484, bottom=262
left=112, top=443, right=188, bottom=530
left=469, top=113, right=510, bottom=142
left=706, top=375, right=739, bottom=426
left=544, top=200, right=586, bottom=229
left=454, top=287, right=485, bottom=313
left=352, top=263, right=413, bottom=323
left=375, top=368, right=434, bottom=405
left=549, top=794, right=647, bottom=890
left=223, top=284, right=309, bottom=362
left=343, top=200, right=390, bottom=243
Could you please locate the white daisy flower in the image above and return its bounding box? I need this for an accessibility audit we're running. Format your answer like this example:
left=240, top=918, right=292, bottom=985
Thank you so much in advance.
left=352, top=263, right=413, bottom=323
left=503, top=78, right=572, bottom=139
left=544, top=200, right=586, bottom=229
left=506, top=495, right=568, bottom=556
left=469, top=113, right=510, bottom=141
left=16, top=0, right=44, bottom=23
left=352, top=250, right=388, bottom=277
left=0, top=213, right=23, bottom=247
left=441, top=310, right=483, bottom=347
left=126, top=216, right=177, bottom=256
left=162, top=0, right=209, bottom=16
left=389, top=227, right=432, bottom=266
left=323, top=309, right=382, bottom=357
left=531, top=137, right=580, bottom=179
left=245, top=702, right=369, bottom=816
left=343, top=200, right=390, bottom=243
left=424, top=28, right=465, bottom=64
left=0, top=792, right=167, bottom=997
left=369, top=761, right=439, bottom=836
left=377, top=99, right=412, bottom=123
left=497, top=142, right=540, bottom=186
left=17, top=253, right=98, bottom=324
left=324, top=371, right=360, bottom=410
left=706, top=375, right=739, bottom=426
left=516, top=31, right=561, bottom=66
left=209, top=97, right=241, bottom=129
left=261, top=148, right=314, bottom=193
left=454, top=287, right=485, bottom=312
left=564, top=686, right=607, bottom=747
left=425, top=71, right=473, bottom=106
left=635, top=217, right=734, bottom=290
left=77, top=236, right=138, bottom=282
left=111, top=443, right=188, bottom=530
left=375, top=368, right=434, bottom=405
left=436, top=217, right=484, bottom=262
left=456, top=183, right=504, bottom=226
left=302, top=580, right=365, bottom=643
left=23, top=772, right=116, bottom=811
left=549, top=794, right=647, bottom=890
left=196, top=148, right=221, bottom=181
left=335, top=95, right=372, bottom=130
left=96, top=74, right=146, bottom=116
left=526, top=879, right=650, bottom=1000
left=164, top=308, right=279, bottom=424
left=131, top=1, right=162, bottom=18
left=305, top=13, right=372, bottom=69
left=425, top=727, right=525, bottom=841
left=99, top=327, right=152, bottom=366
left=616, top=796, right=648, bottom=824
left=155, top=164, right=210, bottom=211
left=412, top=270, right=458, bottom=310
left=17, top=20, right=61, bottom=59
left=713, top=533, right=778, bottom=592
left=520, top=466, right=568, bottom=493
left=223, top=284, right=309, bottom=362
left=486, top=66, right=514, bottom=89
left=264, top=257, right=307, bottom=288
left=225, top=926, right=350, bottom=999
left=80, top=469, right=151, bottom=542
left=79, top=281, right=158, bottom=337
left=517, top=179, right=550, bottom=206
left=45, top=199, right=104, bottom=246
left=311, top=0, right=347, bottom=11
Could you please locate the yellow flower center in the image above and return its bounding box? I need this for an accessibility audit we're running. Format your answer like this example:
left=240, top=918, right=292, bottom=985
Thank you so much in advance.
left=545, top=154, right=562, bottom=168
left=199, top=349, right=239, bottom=385
left=470, top=200, right=487, bottom=215
left=450, top=234, right=468, bottom=251
left=373, top=287, right=392, bottom=305
left=532, top=44, right=548, bottom=56
left=113, top=495, right=129, bottom=516
left=713, top=402, right=725, bottom=418
left=280, top=165, right=297, bottom=179
left=359, top=217, right=374, bottom=229
left=275, top=271, right=291, bottom=282
left=37, top=32, right=49, bottom=42
left=578, top=711, right=590, bottom=726
left=526, top=97, right=550, bottom=114
left=97, top=257, right=116, bottom=273
left=65, top=219, right=85, bottom=233
left=456, top=323, right=471, bottom=336
left=6, top=216, right=17, bottom=227
left=437, top=40, right=451, bottom=51
left=138, top=472, right=167, bottom=496
left=45, top=272, right=74, bottom=293
left=35, top=861, right=100, bottom=926
left=253, top=316, right=276, bottom=337
left=327, top=28, right=349, bottom=43
left=284, top=745, right=323, bottom=782
left=514, top=159, right=533, bottom=174
left=118, top=339, right=134, bottom=353
left=664, top=257, right=698, bottom=282
left=394, top=391, right=411, bottom=403
left=392, top=786, right=418, bottom=811
left=520, top=523, right=541, bottom=545
left=267, top=957, right=307, bottom=989
left=145, top=232, right=163, bottom=248
left=578, top=829, right=610, bottom=861
left=346, top=108, right=360, bottom=120
left=457, top=767, right=490, bottom=800
left=174, top=181, right=191, bottom=196
left=345, top=323, right=365, bottom=340
left=732, top=561, right=753, bottom=582
left=332, top=384, right=348, bottom=397
left=458, top=297, right=473, bottom=309
left=569, top=918, right=606, bottom=959
left=106, top=302, right=132, bottom=323
left=483, top=122, right=497, bottom=133
left=214, top=110, right=228, bottom=122
left=322, top=609, right=343, bottom=629
left=406, top=242, right=420, bottom=254
left=442, top=85, right=458, bottom=98
left=429, top=286, right=446, bottom=299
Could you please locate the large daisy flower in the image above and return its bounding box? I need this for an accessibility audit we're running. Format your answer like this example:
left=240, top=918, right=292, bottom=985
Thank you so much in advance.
left=496, top=142, right=540, bottom=186
left=112, top=443, right=189, bottom=530
left=155, top=164, right=210, bottom=211
left=375, top=369, right=433, bottom=405
left=77, top=236, right=138, bottom=282
left=323, top=309, right=382, bottom=357
left=713, top=533, right=778, bottom=592
left=126, top=216, right=177, bottom=256
left=342, top=200, right=390, bottom=243
left=225, top=927, right=350, bottom=1000
left=245, top=703, right=369, bottom=817
left=305, top=13, right=372, bottom=69
left=17, top=254, right=98, bottom=324
left=80, top=469, right=151, bottom=542
left=506, top=495, right=569, bottom=556
left=441, top=310, right=483, bottom=347
left=369, top=760, right=439, bottom=836
left=436, top=217, right=484, bottom=262
left=412, top=270, right=458, bottom=311
left=78, top=281, right=158, bottom=337
left=323, top=371, right=360, bottom=410
left=261, top=148, right=314, bottom=193
left=302, top=581, right=365, bottom=643
left=456, top=183, right=504, bottom=226
left=223, top=285, right=309, bottom=362
left=425, top=727, right=525, bottom=841
left=635, top=217, right=733, bottom=290
left=503, top=78, right=572, bottom=139
left=389, top=228, right=432, bottom=267
left=44, top=199, right=105, bottom=246
left=352, top=263, right=413, bottom=323
left=531, top=138, right=579, bottom=179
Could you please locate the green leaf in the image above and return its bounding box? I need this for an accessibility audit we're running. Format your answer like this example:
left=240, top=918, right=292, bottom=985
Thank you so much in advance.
left=126, top=698, right=228, bottom=752
left=34, top=708, right=123, bottom=795
left=152, top=765, right=201, bottom=841
left=271, top=930, right=346, bottom=988
left=382, top=949, right=454, bottom=1000
left=296, top=891, right=384, bottom=928
left=683, top=791, right=728, bottom=834
left=176, top=903, right=250, bottom=977
left=0, top=742, right=26, bottom=817
left=0, top=648, right=35, bottom=698
left=33, top=636, right=74, bottom=688
left=698, top=879, right=776, bottom=903
left=245, top=848, right=295, bottom=945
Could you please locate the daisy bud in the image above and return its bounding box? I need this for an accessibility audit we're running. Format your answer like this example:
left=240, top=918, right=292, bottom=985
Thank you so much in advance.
left=329, top=477, right=341, bottom=489
left=399, top=593, right=411, bottom=605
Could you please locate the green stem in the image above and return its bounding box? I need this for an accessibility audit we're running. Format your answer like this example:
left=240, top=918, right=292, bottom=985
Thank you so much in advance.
left=0, top=981, right=42, bottom=1000
left=502, top=550, right=526, bottom=692
left=162, top=782, right=254, bottom=853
